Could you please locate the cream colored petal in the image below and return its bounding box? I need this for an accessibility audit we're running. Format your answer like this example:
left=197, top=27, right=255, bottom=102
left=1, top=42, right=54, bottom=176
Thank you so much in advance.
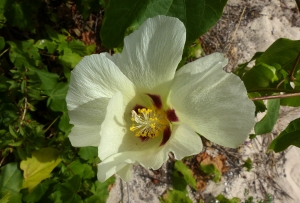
left=116, top=164, right=132, bottom=182
left=107, top=16, right=186, bottom=97
left=97, top=124, right=201, bottom=181
left=66, top=53, right=135, bottom=111
left=165, top=124, right=203, bottom=160
left=169, top=53, right=255, bottom=148
left=68, top=98, right=109, bottom=147
left=98, top=91, right=161, bottom=161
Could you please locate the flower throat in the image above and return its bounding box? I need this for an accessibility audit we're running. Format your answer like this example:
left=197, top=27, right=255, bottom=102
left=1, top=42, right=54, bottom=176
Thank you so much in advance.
left=130, top=106, right=169, bottom=138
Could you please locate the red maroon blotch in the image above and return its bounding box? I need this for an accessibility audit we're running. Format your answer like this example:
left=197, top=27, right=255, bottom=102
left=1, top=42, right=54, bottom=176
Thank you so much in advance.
left=160, top=126, right=171, bottom=146
left=147, top=94, right=162, bottom=109
left=166, top=109, right=179, bottom=122
left=132, top=104, right=145, bottom=112
left=140, top=137, right=150, bottom=142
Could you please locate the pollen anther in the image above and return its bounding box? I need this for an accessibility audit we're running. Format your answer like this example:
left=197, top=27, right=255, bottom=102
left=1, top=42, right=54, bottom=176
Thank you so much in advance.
left=130, top=106, right=169, bottom=138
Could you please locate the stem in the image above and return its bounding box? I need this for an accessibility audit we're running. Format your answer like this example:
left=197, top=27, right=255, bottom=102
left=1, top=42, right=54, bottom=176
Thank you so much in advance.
left=20, top=97, right=28, bottom=126
left=0, top=48, right=9, bottom=57
left=251, top=93, right=300, bottom=101
left=248, top=88, right=300, bottom=93
left=61, top=161, right=75, bottom=175
left=45, top=115, right=60, bottom=132
left=290, top=52, right=300, bottom=81
left=276, top=51, right=300, bottom=88
left=296, top=0, right=300, bottom=12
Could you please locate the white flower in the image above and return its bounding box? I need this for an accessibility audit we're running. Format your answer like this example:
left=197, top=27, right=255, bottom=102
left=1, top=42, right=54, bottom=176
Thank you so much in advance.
left=66, top=15, right=255, bottom=182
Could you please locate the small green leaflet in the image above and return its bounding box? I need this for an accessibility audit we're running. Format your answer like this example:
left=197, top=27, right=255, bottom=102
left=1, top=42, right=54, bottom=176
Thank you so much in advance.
left=0, top=163, right=23, bottom=203
left=269, top=118, right=300, bottom=152
left=254, top=99, right=280, bottom=135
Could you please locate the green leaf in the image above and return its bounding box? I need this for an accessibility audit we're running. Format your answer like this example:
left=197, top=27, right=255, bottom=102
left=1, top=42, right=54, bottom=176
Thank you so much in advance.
left=74, top=0, right=102, bottom=20
left=20, top=148, right=62, bottom=192
left=67, top=40, right=95, bottom=56
left=58, top=112, right=73, bottom=133
left=0, top=163, right=23, bottom=203
left=7, top=40, right=43, bottom=68
left=1, top=0, right=42, bottom=32
left=242, top=63, right=278, bottom=91
left=45, top=82, right=68, bottom=112
left=0, top=37, right=5, bottom=52
left=8, top=125, right=18, bottom=138
left=160, top=189, right=193, bottom=203
left=58, top=48, right=82, bottom=69
left=0, top=103, right=18, bottom=126
left=269, top=118, right=300, bottom=152
left=234, top=52, right=264, bottom=78
left=200, top=163, right=221, bottom=182
left=33, top=68, right=59, bottom=91
left=248, top=92, right=267, bottom=115
left=280, top=96, right=300, bottom=107
left=86, top=176, right=116, bottom=203
left=0, top=191, right=10, bottom=203
left=174, top=161, right=196, bottom=189
left=0, top=76, right=10, bottom=91
left=60, top=175, right=82, bottom=203
left=254, top=99, right=280, bottom=135
left=243, top=158, right=252, bottom=172
left=101, top=0, right=227, bottom=48
left=22, top=180, right=55, bottom=203
left=45, top=25, right=67, bottom=43
left=68, top=160, right=95, bottom=179
left=34, top=40, right=58, bottom=54
left=256, top=39, right=300, bottom=73
left=78, top=147, right=98, bottom=161
left=215, top=194, right=240, bottom=203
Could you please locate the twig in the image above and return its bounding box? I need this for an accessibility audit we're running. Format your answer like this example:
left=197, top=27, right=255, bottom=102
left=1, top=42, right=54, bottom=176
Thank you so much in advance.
left=45, top=115, right=60, bottom=132
left=20, top=97, right=27, bottom=126
left=251, top=93, right=300, bottom=101
left=0, top=156, right=5, bottom=167
left=226, top=6, right=246, bottom=54
left=290, top=52, right=300, bottom=81
left=0, top=48, right=8, bottom=57
left=61, top=160, right=75, bottom=175
left=248, top=88, right=300, bottom=93
left=276, top=52, right=300, bottom=88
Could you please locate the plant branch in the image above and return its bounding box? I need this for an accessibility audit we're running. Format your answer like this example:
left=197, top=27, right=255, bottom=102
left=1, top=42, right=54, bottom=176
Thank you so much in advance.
left=248, top=88, right=300, bottom=93
left=276, top=51, right=300, bottom=88
left=251, top=93, right=300, bottom=101
left=290, top=51, right=300, bottom=81
left=0, top=48, right=9, bottom=57
left=295, top=0, right=300, bottom=12
left=45, top=115, right=60, bottom=132
left=20, top=97, right=28, bottom=126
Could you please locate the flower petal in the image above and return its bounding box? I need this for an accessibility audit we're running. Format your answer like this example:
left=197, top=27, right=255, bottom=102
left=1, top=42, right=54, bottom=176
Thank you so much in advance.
left=98, top=124, right=202, bottom=182
left=66, top=53, right=135, bottom=111
left=68, top=98, right=109, bottom=147
left=107, top=16, right=186, bottom=96
left=116, top=164, right=132, bottom=181
left=169, top=53, right=255, bottom=148
left=97, top=153, right=134, bottom=182
left=98, top=91, right=161, bottom=160
left=165, top=124, right=203, bottom=160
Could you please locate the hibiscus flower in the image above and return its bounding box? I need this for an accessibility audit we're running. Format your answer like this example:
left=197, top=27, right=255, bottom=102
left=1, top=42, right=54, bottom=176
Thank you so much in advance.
left=66, top=15, right=255, bottom=182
